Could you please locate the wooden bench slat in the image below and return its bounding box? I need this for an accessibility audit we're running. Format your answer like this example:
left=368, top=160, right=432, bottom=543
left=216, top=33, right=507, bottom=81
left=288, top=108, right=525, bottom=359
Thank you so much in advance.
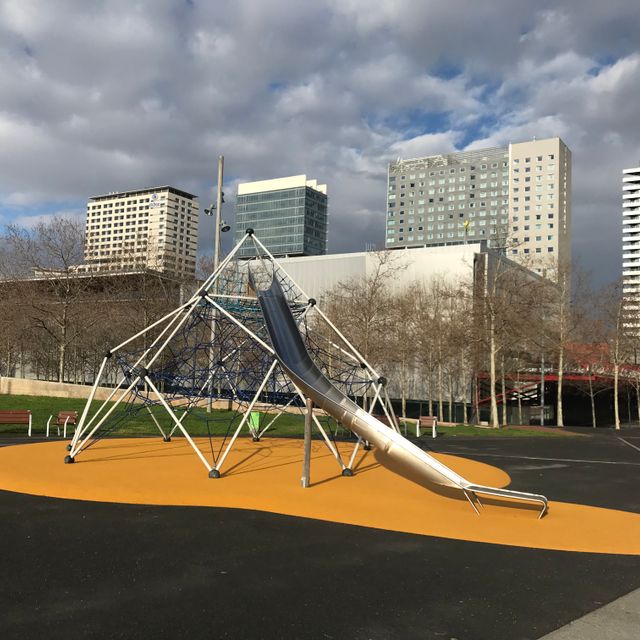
left=0, top=410, right=32, bottom=424
left=56, top=411, right=78, bottom=425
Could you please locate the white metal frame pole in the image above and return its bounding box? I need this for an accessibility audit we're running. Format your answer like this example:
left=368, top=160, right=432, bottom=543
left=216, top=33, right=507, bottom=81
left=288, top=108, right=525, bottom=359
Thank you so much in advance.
left=144, top=376, right=213, bottom=473
left=258, top=394, right=298, bottom=438
left=110, top=301, right=192, bottom=354
left=301, top=397, right=312, bottom=488
left=196, top=230, right=250, bottom=297
left=347, top=437, right=362, bottom=470
left=382, top=387, right=402, bottom=434
left=72, top=302, right=194, bottom=447
left=71, top=307, right=189, bottom=448
left=71, top=299, right=201, bottom=457
left=204, top=296, right=274, bottom=354
left=70, top=378, right=142, bottom=456
left=291, top=385, right=345, bottom=470
left=70, top=355, right=109, bottom=451
left=145, top=405, right=169, bottom=440
left=213, top=359, right=279, bottom=475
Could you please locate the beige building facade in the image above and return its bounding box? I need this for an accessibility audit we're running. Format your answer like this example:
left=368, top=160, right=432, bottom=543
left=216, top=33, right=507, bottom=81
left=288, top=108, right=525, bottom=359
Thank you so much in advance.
left=83, top=186, right=199, bottom=277
left=507, top=138, right=571, bottom=277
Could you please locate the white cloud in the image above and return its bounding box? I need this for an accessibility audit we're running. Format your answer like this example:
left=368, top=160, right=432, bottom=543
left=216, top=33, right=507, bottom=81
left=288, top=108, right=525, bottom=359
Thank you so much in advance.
left=0, top=0, right=639, bottom=281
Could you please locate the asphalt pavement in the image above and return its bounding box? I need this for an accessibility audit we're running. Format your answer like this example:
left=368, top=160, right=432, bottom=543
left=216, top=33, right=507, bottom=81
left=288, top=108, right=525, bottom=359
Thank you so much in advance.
left=1, top=432, right=639, bottom=640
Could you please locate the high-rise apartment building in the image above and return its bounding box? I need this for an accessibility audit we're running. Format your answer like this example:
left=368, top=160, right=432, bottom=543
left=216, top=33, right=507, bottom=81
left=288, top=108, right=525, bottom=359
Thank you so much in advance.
left=83, top=186, right=199, bottom=277
left=385, top=137, right=571, bottom=276
left=508, top=138, right=571, bottom=275
left=235, top=175, right=328, bottom=258
left=623, top=166, right=640, bottom=317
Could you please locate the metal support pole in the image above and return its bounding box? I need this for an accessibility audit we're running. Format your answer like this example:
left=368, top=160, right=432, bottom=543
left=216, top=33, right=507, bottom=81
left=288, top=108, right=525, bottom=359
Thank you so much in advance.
left=540, top=353, right=545, bottom=427
left=214, top=156, right=224, bottom=275
left=207, top=156, right=225, bottom=413
left=301, top=398, right=312, bottom=488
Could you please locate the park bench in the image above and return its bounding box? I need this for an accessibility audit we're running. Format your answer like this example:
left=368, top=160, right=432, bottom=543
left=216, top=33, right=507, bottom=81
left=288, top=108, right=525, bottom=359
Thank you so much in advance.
left=0, top=410, right=33, bottom=436
left=416, top=415, right=438, bottom=438
left=46, top=411, right=78, bottom=438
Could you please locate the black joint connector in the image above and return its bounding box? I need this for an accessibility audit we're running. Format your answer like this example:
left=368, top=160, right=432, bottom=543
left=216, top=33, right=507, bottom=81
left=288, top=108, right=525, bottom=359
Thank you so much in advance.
left=124, top=369, right=131, bottom=379
left=64, top=455, right=74, bottom=464
left=199, top=289, right=208, bottom=298
left=139, top=368, right=149, bottom=379
left=209, top=469, right=221, bottom=479
left=308, top=298, right=316, bottom=306
left=245, top=228, right=254, bottom=236
left=360, top=362, right=367, bottom=369
left=341, top=468, right=353, bottom=477
left=217, top=360, right=224, bottom=366
left=378, top=376, right=387, bottom=386
left=163, top=436, right=172, bottom=443
left=104, top=350, right=113, bottom=359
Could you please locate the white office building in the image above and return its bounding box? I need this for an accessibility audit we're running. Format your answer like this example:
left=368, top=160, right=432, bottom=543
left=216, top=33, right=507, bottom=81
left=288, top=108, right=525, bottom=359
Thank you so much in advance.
left=83, top=186, right=199, bottom=277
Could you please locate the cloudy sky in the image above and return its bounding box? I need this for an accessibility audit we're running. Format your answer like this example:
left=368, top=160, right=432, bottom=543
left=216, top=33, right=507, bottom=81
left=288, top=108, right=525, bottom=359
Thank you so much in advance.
left=1, top=0, right=638, bottom=284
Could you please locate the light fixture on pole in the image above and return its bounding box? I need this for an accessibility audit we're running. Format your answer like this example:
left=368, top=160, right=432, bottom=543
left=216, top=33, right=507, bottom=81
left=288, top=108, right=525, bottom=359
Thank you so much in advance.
left=206, top=156, right=226, bottom=412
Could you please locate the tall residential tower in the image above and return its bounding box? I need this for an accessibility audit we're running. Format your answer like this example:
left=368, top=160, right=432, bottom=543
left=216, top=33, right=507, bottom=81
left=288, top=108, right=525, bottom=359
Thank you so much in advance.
left=234, top=175, right=328, bottom=258
left=385, top=137, right=571, bottom=276
left=623, top=165, right=640, bottom=317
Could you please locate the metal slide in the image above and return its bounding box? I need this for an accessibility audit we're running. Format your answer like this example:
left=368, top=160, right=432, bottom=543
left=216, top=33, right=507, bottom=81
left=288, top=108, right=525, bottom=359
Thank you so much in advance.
left=252, top=271, right=548, bottom=518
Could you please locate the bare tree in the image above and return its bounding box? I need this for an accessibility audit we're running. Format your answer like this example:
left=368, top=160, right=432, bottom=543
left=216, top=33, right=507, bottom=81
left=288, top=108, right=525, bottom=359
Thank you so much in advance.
left=3, top=217, right=91, bottom=382
left=473, top=251, right=546, bottom=428
left=322, top=250, right=406, bottom=371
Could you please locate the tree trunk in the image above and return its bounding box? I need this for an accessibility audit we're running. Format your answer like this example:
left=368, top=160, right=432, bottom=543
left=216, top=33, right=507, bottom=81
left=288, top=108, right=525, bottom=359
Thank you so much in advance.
left=58, top=343, right=66, bottom=383
left=557, top=345, right=564, bottom=427
left=500, top=356, right=507, bottom=427
left=489, top=316, right=499, bottom=428
left=448, top=373, right=454, bottom=423
left=5, top=338, right=11, bottom=377
left=473, top=375, right=479, bottom=425
left=589, top=372, right=597, bottom=429
left=516, top=369, right=523, bottom=425
left=460, top=349, right=468, bottom=424
left=437, top=362, right=444, bottom=422
left=614, top=362, right=620, bottom=430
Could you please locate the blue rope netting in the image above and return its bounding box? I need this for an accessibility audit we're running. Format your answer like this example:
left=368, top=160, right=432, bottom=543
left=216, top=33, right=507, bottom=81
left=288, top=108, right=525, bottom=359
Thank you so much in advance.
left=81, top=253, right=374, bottom=464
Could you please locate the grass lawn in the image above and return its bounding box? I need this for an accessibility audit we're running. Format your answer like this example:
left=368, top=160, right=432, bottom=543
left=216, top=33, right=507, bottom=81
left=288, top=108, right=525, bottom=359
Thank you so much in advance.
left=0, top=393, right=312, bottom=438
left=0, top=393, right=573, bottom=439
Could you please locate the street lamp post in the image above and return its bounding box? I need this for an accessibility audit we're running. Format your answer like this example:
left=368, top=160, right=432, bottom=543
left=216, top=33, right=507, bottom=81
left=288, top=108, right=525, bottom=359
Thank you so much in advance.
left=205, top=156, right=227, bottom=412
left=213, top=156, right=224, bottom=274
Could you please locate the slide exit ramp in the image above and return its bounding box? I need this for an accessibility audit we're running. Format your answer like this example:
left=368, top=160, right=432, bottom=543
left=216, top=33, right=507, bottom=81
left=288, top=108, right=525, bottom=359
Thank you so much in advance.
left=251, top=270, right=548, bottom=518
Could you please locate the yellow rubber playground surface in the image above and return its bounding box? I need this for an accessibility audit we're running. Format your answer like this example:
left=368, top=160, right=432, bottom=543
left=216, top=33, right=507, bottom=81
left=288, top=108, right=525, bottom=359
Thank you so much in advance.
left=1, top=437, right=639, bottom=555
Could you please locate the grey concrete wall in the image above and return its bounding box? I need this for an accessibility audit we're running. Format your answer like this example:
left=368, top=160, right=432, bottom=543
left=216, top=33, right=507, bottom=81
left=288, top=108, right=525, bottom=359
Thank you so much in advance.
left=0, top=377, right=117, bottom=401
